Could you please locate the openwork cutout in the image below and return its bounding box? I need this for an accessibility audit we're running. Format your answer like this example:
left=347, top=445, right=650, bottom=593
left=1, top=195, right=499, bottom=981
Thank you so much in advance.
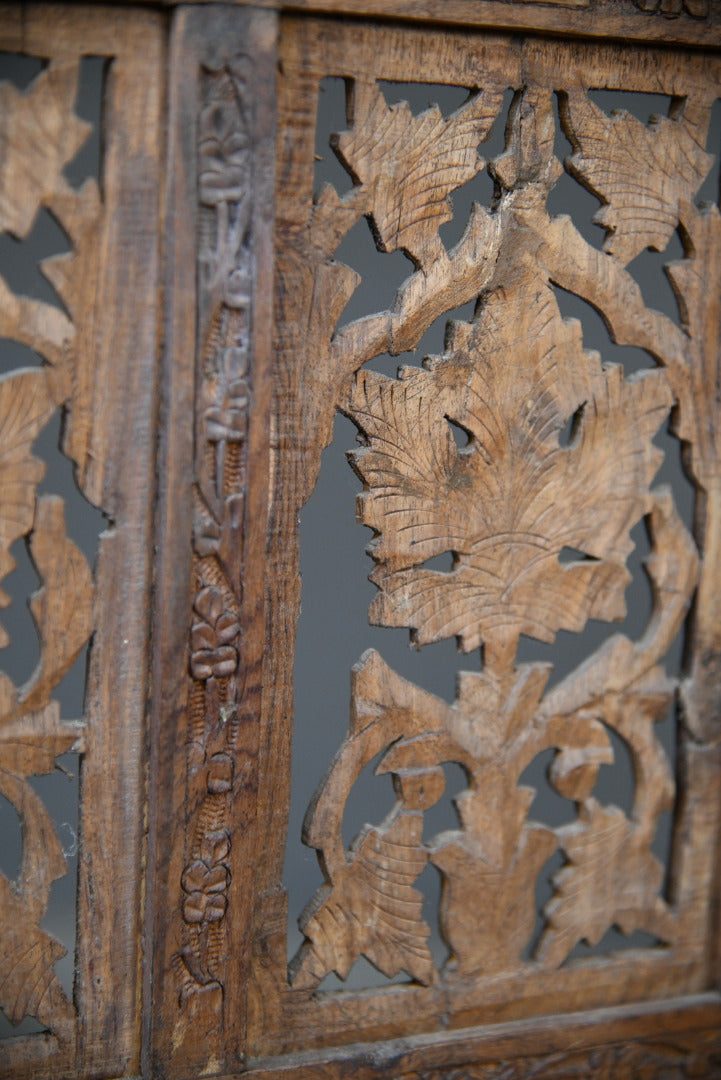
left=0, top=53, right=106, bottom=1045
left=285, top=65, right=719, bottom=1002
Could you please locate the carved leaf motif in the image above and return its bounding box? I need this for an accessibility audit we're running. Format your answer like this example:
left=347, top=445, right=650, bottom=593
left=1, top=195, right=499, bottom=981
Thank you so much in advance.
left=537, top=797, right=675, bottom=966
left=291, top=805, right=435, bottom=989
left=561, top=93, right=712, bottom=265
left=0, top=370, right=55, bottom=643
left=0, top=901, right=72, bottom=1028
left=0, top=60, right=90, bottom=238
left=334, top=82, right=502, bottom=267
left=350, top=285, right=671, bottom=656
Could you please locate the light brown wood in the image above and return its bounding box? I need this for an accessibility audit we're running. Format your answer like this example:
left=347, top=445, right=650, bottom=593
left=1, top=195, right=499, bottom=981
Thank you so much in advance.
left=1, top=3, right=721, bottom=1080
left=0, top=7, right=162, bottom=1078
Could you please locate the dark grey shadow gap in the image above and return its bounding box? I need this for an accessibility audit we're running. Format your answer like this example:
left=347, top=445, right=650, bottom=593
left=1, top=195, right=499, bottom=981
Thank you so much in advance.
left=63, top=56, right=106, bottom=192
left=316, top=956, right=410, bottom=993
left=0, top=789, right=22, bottom=881
left=625, top=229, right=685, bottom=328
left=419, top=551, right=455, bottom=574
left=362, top=297, right=477, bottom=379
left=52, top=645, right=91, bottom=721
left=378, top=81, right=471, bottom=118
left=438, top=170, right=495, bottom=251
left=0, top=339, right=43, bottom=376
left=0, top=1012, right=46, bottom=1040
left=32, top=752, right=79, bottom=1000
left=515, top=516, right=654, bottom=689
left=314, top=76, right=353, bottom=198
left=587, top=90, right=672, bottom=126
left=549, top=282, right=656, bottom=375
left=696, top=98, right=721, bottom=208
left=524, top=846, right=564, bottom=961
left=0, top=208, right=71, bottom=311
left=439, top=86, right=515, bottom=252
left=332, top=216, right=412, bottom=329
left=593, top=725, right=635, bottom=817
left=551, top=95, right=606, bottom=252
left=417, top=861, right=447, bottom=972
left=0, top=51, right=44, bottom=90
left=521, top=749, right=578, bottom=832
left=0, top=536, right=42, bottom=688
left=34, top=409, right=109, bottom=563
left=340, top=747, right=396, bottom=851
left=423, top=761, right=466, bottom=842
left=567, top=926, right=665, bottom=960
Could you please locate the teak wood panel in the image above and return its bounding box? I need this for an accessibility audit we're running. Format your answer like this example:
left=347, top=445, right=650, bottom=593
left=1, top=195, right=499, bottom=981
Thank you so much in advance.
left=0, top=5, right=163, bottom=1079
left=150, top=9, right=721, bottom=1080
left=1, top=3, right=721, bottom=1080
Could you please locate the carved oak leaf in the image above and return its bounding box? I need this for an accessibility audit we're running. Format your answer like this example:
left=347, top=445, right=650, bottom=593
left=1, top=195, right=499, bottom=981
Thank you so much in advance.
left=20, top=496, right=93, bottom=713
left=291, top=803, right=435, bottom=989
left=334, top=82, right=502, bottom=268
left=561, top=92, right=712, bottom=265
left=0, top=60, right=90, bottom=239
left=0, top=370, right=55, bottom=645
left=536, top=797, right=675, bottom=967
left=350, top=284, right=671, bottom=658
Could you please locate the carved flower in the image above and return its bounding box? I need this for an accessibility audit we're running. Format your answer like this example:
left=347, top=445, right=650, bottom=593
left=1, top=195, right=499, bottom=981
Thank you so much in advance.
left=204, top=345, right=249, bottom=443
left=190, top=586, right=239, bottom=680
left=199, top=98, right=249, bottom=206
left=181, top=830, right=231, bottom=925
left=207, top=752, right=234, bottom=794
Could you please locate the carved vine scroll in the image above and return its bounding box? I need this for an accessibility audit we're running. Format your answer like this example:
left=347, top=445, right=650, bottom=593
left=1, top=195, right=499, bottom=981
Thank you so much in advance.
left=268, top=27, right=721, bottom=1051
left=176, top=57, right=251, bottom=1004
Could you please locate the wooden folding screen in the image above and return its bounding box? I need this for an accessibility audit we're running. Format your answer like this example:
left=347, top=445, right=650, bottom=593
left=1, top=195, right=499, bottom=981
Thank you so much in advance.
left=1, top=3, right=721, bottom=1079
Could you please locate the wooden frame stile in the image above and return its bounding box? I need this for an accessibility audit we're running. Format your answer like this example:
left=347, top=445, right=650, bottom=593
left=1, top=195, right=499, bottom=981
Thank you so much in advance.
left=148, top=6, right=277, bottom=1078
left=0, top=5, right=163, bottom=1080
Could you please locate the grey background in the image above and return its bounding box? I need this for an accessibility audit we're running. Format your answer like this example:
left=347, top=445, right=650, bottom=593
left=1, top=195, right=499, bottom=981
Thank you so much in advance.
left=0, top=57, right=718, bottom=1030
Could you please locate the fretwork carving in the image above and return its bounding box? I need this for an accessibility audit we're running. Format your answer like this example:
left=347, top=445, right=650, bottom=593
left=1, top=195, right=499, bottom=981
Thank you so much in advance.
left=0, top=56, right=101, bottom=1046
left=288, top=72, right=716, bottom=1004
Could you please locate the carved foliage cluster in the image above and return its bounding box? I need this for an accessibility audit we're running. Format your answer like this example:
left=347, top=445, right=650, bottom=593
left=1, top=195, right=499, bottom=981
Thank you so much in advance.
left=177, top=57, right=252, bottom=1002
left=290, top=78, right=718, bottom=992
left=0, top=60, right=102, bottom=1041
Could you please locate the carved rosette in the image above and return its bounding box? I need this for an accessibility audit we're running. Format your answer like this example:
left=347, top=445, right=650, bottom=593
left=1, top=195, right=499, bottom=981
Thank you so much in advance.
left=0, top=58, right=103, bottom=1045
left=177, top=60, right=252, bottom=1002
left=289, top=78, right=718, bottom=994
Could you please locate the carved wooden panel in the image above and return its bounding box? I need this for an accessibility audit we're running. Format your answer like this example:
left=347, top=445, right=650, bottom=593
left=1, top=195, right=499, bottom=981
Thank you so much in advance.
left=1, top=3, right=714, bottom=1080
left=0, top=7, right=162, bottom=1079
left=228, top=13, right=721, bottom=1076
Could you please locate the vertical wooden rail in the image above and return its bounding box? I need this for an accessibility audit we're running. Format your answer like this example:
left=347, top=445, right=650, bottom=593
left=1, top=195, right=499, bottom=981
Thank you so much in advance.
left=148, top=7, right=277, bottom=1077
left=0, top=7, right=163, bottom=1078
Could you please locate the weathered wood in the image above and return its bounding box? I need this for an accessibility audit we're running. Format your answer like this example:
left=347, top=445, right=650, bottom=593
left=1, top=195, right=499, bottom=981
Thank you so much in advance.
left=0, top=6, right=163, bottom=1079
left=37, top=0, right=721, bottom=49
left=244, top=11, right=721, bottom=1067
left=3, top=3, right=721, bottom=1079
left=148, top=6, right=277, bottom=1077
